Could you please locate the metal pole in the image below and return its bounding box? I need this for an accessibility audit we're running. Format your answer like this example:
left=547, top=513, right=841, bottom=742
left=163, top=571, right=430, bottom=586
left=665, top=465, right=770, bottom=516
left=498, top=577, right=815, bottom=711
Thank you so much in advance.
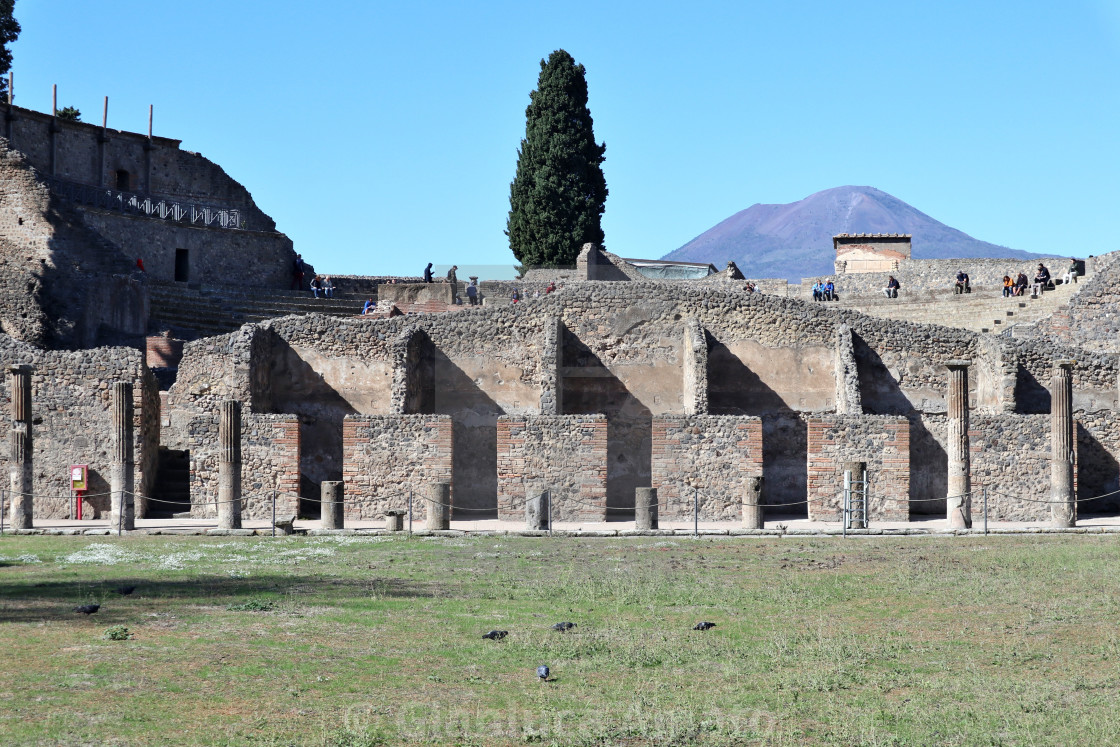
left=1, top=489, right=5, bottom=534
left=117, top=502, right=123, bottom=537
left=69, top=488, right=73, bottom=521
left=843, top=470, right=851, bottom=536
left=983, top=486, right=988, bottom=535
left=547, top=488, right=552, bottom=536
left=408, top=489, right=413, bottom=538
left=271, top=491, right=276, bottom=538
left=693, top=488, right=698, bottom=537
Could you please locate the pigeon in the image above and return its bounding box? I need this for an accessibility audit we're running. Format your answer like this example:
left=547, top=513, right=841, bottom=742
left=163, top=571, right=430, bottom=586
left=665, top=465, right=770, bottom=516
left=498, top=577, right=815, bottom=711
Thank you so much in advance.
left=550, top=622, right=576, bottom=632
left=482, top=630, right=508, bottom=640
left=73, top=604, right=100, bottom=615
left=692, top=621, right=716, bottom=631
left=113, top=585, right=136, bottom=596
left=537, top=665, right=550, bottom=682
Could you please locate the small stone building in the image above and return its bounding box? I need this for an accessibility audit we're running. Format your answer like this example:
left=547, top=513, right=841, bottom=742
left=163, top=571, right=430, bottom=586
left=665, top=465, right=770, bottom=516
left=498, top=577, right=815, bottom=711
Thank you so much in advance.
left=834, top=233, right=912, bottom=274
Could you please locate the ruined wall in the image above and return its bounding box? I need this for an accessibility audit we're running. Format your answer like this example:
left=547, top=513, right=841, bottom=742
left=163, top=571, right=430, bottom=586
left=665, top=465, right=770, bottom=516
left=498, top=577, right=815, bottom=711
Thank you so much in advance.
left=807, top=415, right=910, bottom=521
left=0, top=334, right=154, bottom=518
left=1038, top=252, right=1120, bottom=353
left=187, top=413, right=300, bottom=520
left=806, top=257, right=1069, bottom=300
left=496, top=415, right=607, bottom=522
left=969, top=414, right=1051, bottom=522
left=341, top=415, right=452, bottom=521
left=651, top=416, right=763, bottom=521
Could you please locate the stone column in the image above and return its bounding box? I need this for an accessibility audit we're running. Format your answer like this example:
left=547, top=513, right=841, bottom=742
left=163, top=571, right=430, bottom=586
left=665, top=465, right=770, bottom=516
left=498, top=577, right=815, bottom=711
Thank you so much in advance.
left=321, top=480, right=344, bottom=529
left=1051, top=360, right=1076, bottom=527
left=217, top=400, right=242, bottom=529
left=635, top=487, right=658, bottom=530
left=742, top=476, right=764, bottom=529
left=946, top=361, right=972, bottom=529
left=426, top=482, right=450, bottom=530
left=110, top=382, right=135, bottom=531
left=844, top=461, right=867, bottom=529
left=8, top=365, right=32, bottom=529
left=526, top=489, right=549, bottom=530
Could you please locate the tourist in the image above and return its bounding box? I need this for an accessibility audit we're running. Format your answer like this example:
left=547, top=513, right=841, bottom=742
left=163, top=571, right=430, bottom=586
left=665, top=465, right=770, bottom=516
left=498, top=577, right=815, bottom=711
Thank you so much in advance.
left=824, top=280, right=836, bottom=301
left=745, top=281, right=757, bottom=294
left=545, top=281, right=556, bottom=294
left=1062, top=258, right=1079, bottom=285
left=447, top=265, right=458, bottom=285
left=466, top=279, right=478, bottom=306
left=884, top=276, right=900, bottom=298
left=511, top=288, right=521, bottom=304
left=812, top=280, right=822, bottom=302
left=1015, top=272, right=1029, bottom=296
left=135, top=257, right=146, bottom=272
left=1002, top=275, right=1014, bottom=298
left=954, top=270, right=970, bottom=294
left=309, top=275, right=323, bottom=298
left=1032, top=263, right=1051, bottom=297
left=423, top=263, right=433, bottom=283
left=361, top=297, right=375, bottom=314
left=322, top=275, right=335, bottom=298
left=291, top=254, right=305, bottom=290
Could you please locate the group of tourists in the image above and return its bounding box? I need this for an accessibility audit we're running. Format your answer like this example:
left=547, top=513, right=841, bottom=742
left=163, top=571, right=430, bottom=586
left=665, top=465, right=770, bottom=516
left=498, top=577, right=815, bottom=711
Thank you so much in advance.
left=811, top=279, right=837, bottom=301
left=999, top=260, right=1078, bottom=299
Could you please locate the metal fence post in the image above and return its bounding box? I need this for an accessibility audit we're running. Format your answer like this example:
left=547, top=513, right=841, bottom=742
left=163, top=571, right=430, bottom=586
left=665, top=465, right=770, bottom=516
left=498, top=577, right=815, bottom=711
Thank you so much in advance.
left=843, top=470, right=851, bottom=536
left=983, top=486, right=988, bottom=535
left=547, top=488, right=552, bottom=537
left=693, top=489, right=698, bottom=537
left=408, top=489, right=413, bottom=538
left=117, top=503, right=123, bottom=537
left=1, top=489, right=5, bottom=535
left=272, top=491, right=277, bottom=538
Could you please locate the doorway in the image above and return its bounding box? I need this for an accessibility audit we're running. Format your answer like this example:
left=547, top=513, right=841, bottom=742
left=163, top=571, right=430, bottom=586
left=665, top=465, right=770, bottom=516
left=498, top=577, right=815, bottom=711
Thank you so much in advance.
left=174, top=249, right=189, bottom=282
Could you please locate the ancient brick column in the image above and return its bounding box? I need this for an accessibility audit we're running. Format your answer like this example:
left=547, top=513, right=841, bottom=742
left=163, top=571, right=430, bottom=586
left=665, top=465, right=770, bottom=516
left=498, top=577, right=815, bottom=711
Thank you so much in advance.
left=635, top=487, right=658, bottom=530
left=217, top=400, right=242, bottom=529
left=946, top=361, right=973, bottom=529
left=8, top=365, right=32, bottom=529
left=321, top=481, right=344, bottom=529
left=1051, top=360, right=1076, bottom=527
left=426, top=482, right=450, bottom=530
left=110, top=382, right=135, bottom=531
left=844, top=462, right=867, bottom=529
left=526, top=490, right=549, bottom=530
left=742, top=476, right=764, bottom=529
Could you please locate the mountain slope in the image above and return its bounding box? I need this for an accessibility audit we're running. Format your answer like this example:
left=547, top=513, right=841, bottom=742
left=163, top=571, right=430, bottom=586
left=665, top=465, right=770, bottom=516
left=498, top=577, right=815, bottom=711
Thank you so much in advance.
left=663, top=186, right=1041, bottom=280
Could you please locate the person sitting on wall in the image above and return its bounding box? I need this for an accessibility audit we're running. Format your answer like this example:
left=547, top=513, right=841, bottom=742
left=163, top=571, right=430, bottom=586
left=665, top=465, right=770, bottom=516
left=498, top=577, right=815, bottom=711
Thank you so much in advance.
left=1015, top=272, right=1029, bottom=296
left=1032, top=263, right=1052, bottom=297
left=511, top=288, right=521, bottom=303
left=745, top=281, right=757, bottom=294
left=811, top=281, right=822, bottom=302
left=545, top=281, right=556, bottom=294
left=362, top=297, right=375, bottom=315
left=884, top=276, right=900, bottom=298
left=423, top=263, right=433, bottom=283
left=824, top=280, right=836, bottom=301
left=310, top=275, right=323, bottom=298
left=1062, top=258, right=1079, bottom=285
left=466, top=279, right=478, bottom=306
left=1002, top=275, right=1014, bottom=298
left=322, top=275, right=335, bottom=298
left=954, top=270, right=970, bottom=294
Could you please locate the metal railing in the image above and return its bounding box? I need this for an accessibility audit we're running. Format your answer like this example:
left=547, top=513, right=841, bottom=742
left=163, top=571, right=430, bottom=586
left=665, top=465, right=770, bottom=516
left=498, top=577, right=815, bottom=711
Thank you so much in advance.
left=48, top=177, right=245, bottom=230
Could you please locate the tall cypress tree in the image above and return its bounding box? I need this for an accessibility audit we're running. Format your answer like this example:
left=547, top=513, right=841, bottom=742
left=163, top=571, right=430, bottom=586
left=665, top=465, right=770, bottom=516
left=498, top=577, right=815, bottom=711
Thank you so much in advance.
left=0, top=1, right=19, bottom=102
left=507, top=50, right=607, bottom=268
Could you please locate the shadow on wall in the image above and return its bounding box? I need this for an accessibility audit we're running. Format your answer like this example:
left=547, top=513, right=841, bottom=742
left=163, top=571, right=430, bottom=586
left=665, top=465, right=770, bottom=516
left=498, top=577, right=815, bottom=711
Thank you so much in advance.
left=852, top=333, right=947, bottom=517
left=266, top=338, right=357, bottom=515
left=432, top=354, right=503, bottom=518
left=1014, top=363, right=1051, bottom=414
left=1077, top=423, right=1120, bottom=515
left=706, top=339, right=807, bottom=518
left=561, top=330, right=651, bottom=517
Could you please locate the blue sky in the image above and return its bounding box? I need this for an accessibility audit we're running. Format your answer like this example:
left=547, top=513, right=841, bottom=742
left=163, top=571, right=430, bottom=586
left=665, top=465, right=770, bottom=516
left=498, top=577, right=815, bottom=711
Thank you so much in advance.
left=11, top=0, right=1120, bottom=277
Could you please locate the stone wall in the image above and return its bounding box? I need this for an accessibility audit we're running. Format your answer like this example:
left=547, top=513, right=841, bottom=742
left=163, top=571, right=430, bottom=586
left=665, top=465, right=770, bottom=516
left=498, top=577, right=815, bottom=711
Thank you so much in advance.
left=186, top=412, right=300, bottom=520
left=969, top=413, right=1051, bottom=522
left=807, top=415, right=910, bottom=521
left=651, top=416, right=763, bottom=521
left=495, top=415, right=607, bottom=522
left=1038, top=252, right=1120, bottom=353
left=804, top=257, right=1069, bottom=300
left=341, top=415, right=453, bottom=521
left=0, top=334, right=156, bottom=518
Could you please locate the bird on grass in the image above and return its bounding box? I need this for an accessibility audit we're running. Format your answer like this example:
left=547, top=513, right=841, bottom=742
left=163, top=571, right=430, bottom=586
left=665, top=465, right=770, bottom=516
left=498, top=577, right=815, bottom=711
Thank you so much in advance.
left=113, top=585, right=136, bottom=596
left=692, top=621, right=716, bottom=631
left=482, top=630, right=508, bottom=640
left=550, top=622, right=576, bottom=632
left=537, top=665, right=550, bottom=682
left=73, top=604, right=100, bottom=615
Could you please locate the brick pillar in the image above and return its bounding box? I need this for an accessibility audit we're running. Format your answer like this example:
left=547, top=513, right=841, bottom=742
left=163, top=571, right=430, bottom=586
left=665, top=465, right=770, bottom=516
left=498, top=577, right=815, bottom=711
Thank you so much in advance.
left=742, top=476, right=763, bottom=529
left=110, top=382, right=135, bottom=531
left=1051, top=360, right=1075, bottom=527
left=635, top=487, right=658, bottom=530
left=426, top=482, right=450, bottom=530
left=217, top=400, right=242, bottom=529
left=8, top=365, right=32, bottom=529
left=526, top=490, right=549, bottom=530
left=844, top=461, right=867, bottom=529
left=321, top=480, right=344, bottom=529
left=946, top=361, right=972, bottom=529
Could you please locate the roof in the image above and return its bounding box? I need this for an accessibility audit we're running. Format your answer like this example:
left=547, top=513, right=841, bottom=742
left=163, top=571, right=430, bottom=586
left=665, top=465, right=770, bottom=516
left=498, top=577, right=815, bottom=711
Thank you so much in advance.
left=833, top=233, right=913, bottom=240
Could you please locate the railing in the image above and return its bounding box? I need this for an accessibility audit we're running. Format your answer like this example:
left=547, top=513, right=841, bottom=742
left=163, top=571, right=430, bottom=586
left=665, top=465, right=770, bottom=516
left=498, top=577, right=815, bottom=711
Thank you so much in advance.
left=48, top=177, right=245, bottom=230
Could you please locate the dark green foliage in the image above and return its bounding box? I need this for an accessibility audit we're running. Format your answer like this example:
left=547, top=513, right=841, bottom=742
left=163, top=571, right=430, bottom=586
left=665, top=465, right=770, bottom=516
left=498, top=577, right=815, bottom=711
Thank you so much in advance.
left=55, top=106, right=80, bottom=122
left=506, top=49, right=607, bottom=268
left=0, top=1, right=19, bottom=103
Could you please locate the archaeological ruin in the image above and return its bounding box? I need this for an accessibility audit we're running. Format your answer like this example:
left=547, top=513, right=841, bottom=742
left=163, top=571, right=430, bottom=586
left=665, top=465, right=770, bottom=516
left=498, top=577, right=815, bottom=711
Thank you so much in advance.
left=2, top=102, right=1120, bottom=532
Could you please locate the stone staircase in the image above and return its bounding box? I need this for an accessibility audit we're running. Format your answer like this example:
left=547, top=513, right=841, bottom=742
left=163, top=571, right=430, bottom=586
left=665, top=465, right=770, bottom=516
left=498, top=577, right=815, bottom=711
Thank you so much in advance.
left=836, top=276, right=1087, bottom=334
left=148, top=280, right=370, bottom=338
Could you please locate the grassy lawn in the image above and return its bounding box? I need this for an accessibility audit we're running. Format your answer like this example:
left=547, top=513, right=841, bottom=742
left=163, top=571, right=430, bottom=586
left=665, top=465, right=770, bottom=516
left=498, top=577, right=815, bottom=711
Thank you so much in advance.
left=1, top=533, right=1118, bottom=746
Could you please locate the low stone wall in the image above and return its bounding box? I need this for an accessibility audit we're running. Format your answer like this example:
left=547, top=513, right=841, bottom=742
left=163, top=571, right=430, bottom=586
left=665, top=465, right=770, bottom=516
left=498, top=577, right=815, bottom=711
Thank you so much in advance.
left=378, top=283, right=456, bottom=306
left=341, top=415, right=453, bottom=521
left=807, top=257, right=1069, bottom=300
left=807, top=416, right=910, bottom=521
left=187, top=413, right=300, bottom=520
left=970, top=413, right=1052, bottom=522
left=651, top=416, right=764, bottom=521
left=496, top=415, right=607, bottom=522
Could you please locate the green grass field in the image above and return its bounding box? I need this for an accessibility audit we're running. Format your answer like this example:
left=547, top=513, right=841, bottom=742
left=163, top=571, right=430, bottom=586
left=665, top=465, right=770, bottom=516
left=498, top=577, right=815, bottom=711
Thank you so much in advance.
left=1, top=533, right=1118, bottom=746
